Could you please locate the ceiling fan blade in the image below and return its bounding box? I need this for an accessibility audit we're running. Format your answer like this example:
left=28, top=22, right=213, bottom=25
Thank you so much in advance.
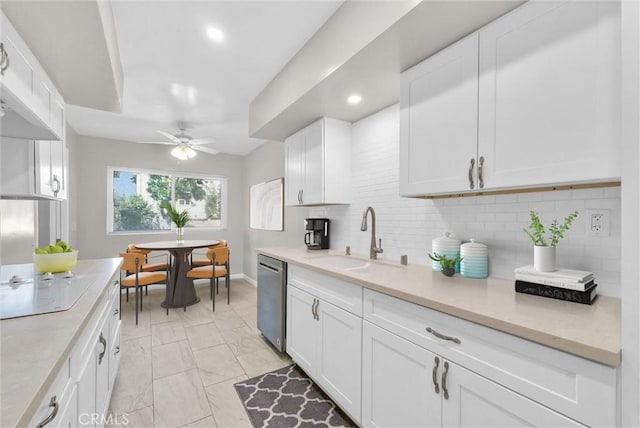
left=192, top=145, right=219, bottom=155
left=189, top=138, right=216, bottom=145
left=157, top=130, right=181, bottom=144
left=135, top=140, right=176, bottom=145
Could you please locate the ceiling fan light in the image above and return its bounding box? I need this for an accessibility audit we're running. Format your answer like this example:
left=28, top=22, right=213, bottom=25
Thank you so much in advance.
left=171, top=145, right=197, bottom=160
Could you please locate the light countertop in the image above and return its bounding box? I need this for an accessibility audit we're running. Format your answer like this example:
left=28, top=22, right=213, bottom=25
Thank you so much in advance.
left=0, top=258, right=122, bottom=428
left=258, top=247, right=621, bottom=367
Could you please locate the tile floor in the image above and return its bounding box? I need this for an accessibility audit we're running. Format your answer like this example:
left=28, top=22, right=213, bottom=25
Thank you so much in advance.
left=108, top=279, right=291, bottom=428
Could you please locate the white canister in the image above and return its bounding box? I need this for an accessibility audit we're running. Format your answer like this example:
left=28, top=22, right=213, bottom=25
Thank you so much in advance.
left=460, top=239, right=488, bottom=279
left=431, top=232, right=461, bottom=272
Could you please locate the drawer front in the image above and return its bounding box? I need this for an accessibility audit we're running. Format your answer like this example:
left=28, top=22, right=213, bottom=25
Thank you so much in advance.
left=73, top=288, right=111, bottom=375
left=289, top=265, right=362, bottom=316
left=28, top=357, right=72, bottom=428
left=109, top=322, right=121, bottom=388
left=363, top=289, right=617, bottom=427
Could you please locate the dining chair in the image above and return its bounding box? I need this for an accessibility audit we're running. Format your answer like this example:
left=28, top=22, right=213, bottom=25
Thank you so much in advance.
left=119, top=252, right=168, bottom=325
left=190, top=240, right=227, bottom=267
left=186, top=246, right=231, bottom=311
left=126, top=244, right=170, bottom=298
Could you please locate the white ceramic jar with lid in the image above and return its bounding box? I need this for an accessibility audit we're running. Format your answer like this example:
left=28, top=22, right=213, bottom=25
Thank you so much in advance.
left=460, top=239, right=488, bottom=279
left=431, top=232, right=461, bottom=272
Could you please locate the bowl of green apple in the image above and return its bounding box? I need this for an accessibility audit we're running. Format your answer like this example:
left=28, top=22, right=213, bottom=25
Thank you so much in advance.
left=34, top=241, right=78, bottom=273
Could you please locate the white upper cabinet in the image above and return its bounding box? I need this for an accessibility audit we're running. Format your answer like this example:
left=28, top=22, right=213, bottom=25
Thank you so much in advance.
left=478, top=0, right=620, bottom=191
left=1, top=11, right=65, bottom=141
left=400, top=0, right=621, bottom=197
left=400, top=34, right=479, bottom=196
left=284, top=117, right=351, bottom=206
left=1, top=138, right=68, bottom=200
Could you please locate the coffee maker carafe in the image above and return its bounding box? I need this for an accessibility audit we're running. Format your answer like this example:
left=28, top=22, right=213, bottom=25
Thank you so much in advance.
left=304, top=218, right=330, bottom=250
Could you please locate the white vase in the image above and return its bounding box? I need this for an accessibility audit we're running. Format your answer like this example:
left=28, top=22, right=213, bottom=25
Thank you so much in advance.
left=534, top=245, right=556, bottom=272
left=176, top=227, right=184, bottom=244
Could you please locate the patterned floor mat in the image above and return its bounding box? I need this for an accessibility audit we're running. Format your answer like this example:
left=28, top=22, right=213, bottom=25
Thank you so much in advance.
left=234, top=364, right=357, bottom=428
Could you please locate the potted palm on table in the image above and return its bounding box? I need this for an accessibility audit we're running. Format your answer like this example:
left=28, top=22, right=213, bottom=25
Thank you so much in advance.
left=161, top=202, right=190, bottom=243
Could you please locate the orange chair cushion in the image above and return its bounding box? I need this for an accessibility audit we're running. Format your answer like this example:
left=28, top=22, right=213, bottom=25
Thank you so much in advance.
left=121, top=271, right=167, bottom=287
left=141, top=262, right=169, bottom=272
left=186, top=265, right=228, bottom=279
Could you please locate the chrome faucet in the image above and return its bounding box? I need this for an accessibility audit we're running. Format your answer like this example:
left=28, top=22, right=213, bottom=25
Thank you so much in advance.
left=361, top=206, right=383, bottom=260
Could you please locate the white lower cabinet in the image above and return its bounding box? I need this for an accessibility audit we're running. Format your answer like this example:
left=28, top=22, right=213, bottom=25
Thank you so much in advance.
left=28, top=273, right=120, bottom=428
left=362, top=321, right=584, bottom=427
left=362, top=321, right=441, bottom=427
left=284, top=263, right=618, bottom=427
left=363, top=288, right=617, bottom=428
left=286, top=266, right=362, bottom=423
left=76, top=274, right=121, bottom=427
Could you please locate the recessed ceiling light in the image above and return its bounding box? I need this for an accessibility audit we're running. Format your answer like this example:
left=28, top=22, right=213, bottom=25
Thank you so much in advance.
left=347, top=94, right=362, bottom=105
left=207, top=27, right=225, bottom=43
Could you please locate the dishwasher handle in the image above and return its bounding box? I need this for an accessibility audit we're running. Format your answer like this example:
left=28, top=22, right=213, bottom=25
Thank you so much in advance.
left=259, top=262, right=281, bottom=274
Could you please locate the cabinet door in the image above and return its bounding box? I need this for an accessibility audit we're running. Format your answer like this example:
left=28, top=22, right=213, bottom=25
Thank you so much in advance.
left=35, top=140, right=54, bottom=197
left=362, top=321, right=441, bottom=428
left=54, top=384, right=78, bottom=428
left=442, top=360, right=585, bottom=427
left=95, top=322, right=111, bottom=419
left=286, top=285, right=318, bottom=375
left=316, top=299, right=362, bottom=423
left=478, top=1, right=621, bottom=190
left=302, top=119, right=323, bottom=205
left=77, top=341, right=98, bottom=427
left=50, top=141, right=66, bottom=199
left=400, top=33, right=479, bottom=197
left=284, top=129, right=305, bottom=206
left=0, top=13, right=35, bottom=104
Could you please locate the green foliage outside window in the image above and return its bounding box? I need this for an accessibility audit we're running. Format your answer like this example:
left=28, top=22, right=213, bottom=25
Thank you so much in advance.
left=114, top=194, right=157, bottom=231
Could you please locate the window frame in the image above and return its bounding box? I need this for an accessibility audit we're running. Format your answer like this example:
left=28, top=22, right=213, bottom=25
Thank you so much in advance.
left=106, top=166, right=228, bottom=235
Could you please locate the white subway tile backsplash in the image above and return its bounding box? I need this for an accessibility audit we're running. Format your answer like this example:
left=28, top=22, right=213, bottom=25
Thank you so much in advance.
left=310, top=104, right=621, bottom=297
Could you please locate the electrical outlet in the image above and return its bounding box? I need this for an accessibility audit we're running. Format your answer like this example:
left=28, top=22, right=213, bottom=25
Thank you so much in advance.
left=586, top=209, right=610, bottom=236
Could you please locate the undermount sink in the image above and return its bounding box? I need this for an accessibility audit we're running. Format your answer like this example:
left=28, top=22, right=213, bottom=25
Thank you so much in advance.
left=307, top=255, right=402, bottom=274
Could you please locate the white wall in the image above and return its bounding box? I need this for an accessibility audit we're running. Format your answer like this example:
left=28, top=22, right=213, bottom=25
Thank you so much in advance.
left=310, top=104, right=622, bottom=297
left=72, top=135, right=245, bottom=274
left=242, top=141, right=308, bottom=282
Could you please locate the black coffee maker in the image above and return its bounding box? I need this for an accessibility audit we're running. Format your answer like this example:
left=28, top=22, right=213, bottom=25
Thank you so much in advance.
left=304, top=218, right=330, bottom=250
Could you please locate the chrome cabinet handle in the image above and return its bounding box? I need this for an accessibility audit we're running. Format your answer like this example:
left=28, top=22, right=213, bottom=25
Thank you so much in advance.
left=52, top=175, right=61, bottom=196
left=114, top=346, right=120, bottom=356
left=36, top=395, right=58, bottom=428
left=0, top=43, right=4, bottom=72
left=300, top=189, right=304, bottom=205
left=315, top=298, right=319, bottom=320
left=426, top=327, right=461, bottom=344
left=468, top=158, right=475, bottom=189
left=442, top=361, right=450, bottom=400
left=478, top=156, right=485, bottom=189
left=311, top=298, right=316, bottom=319
left=1, top=43, right=9, bottom=76
left=98, top=333, right=107, bottom=364
left=297, top=189, right=302, bottom=204
left=432, top=356, right=440, bottom=394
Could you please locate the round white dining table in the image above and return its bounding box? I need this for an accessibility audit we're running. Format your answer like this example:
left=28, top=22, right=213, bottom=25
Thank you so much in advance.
left=135, top=240, right=219, bottom=309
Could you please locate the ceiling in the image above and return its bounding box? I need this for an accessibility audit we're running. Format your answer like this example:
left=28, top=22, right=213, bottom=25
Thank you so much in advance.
left=2, top=1, right=524, bottom=157
left=3, top=1, right=343, bottom=156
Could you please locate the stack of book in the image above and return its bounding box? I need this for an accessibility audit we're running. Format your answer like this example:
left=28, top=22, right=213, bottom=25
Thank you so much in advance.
left=514, top=266, right=598, bottom=305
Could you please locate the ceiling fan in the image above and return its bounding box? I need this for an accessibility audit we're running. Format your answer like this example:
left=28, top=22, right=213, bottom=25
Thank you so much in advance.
left=137, top=125, right=219, bottom=160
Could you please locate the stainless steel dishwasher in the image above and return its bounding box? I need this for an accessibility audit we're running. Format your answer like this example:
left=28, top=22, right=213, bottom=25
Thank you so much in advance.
left=257, top=254, right=287, bottom=352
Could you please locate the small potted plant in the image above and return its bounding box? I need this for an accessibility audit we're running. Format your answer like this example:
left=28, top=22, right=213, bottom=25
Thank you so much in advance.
left=428, top=252, right=463, bottom=277
left=523, top=210, right=578, bottom=272
left=161, top=201, right=190, bottom=243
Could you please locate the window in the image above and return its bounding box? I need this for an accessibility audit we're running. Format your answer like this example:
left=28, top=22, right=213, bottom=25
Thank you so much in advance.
left=108, top=167, right=226, bottom=233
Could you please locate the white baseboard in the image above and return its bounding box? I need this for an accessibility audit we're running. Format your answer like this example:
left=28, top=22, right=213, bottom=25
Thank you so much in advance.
left=233, top=273, right=257, bottom=287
